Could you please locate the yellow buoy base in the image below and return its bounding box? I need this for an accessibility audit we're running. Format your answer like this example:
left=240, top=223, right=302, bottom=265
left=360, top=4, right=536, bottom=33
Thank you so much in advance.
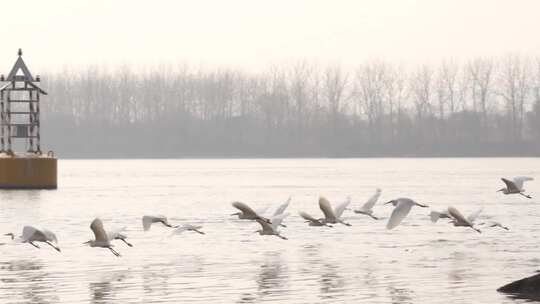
left=0, top=156, right=57, bottom=189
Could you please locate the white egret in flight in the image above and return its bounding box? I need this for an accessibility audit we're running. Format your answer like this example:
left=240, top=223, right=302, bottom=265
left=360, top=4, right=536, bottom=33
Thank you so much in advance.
left=255, top=213, right=289, bottom=240
left=385, top=198, right=429, bottom=230
left=498, top=177, right=534, bottom=198
left=318, top=196, right=352, bottom=226
left=142, top=215, right=177, bottom=231
left=5, top=226, right=61, bottom=252
left=171, top=224, right=205, bottom=235
left=447, top=206, right=482, bottom=233
left=84, top=218, right=121, bottom=257
left=354, top=189, right=382, bottom=220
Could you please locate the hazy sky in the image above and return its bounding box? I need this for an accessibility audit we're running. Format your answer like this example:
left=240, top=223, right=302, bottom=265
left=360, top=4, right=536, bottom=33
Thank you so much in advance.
left=1, top=0, right=539, bottom=73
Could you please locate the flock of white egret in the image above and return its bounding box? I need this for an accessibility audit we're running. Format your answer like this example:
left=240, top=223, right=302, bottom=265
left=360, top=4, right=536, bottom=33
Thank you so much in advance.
left=3, top=176, right=533, bottom=257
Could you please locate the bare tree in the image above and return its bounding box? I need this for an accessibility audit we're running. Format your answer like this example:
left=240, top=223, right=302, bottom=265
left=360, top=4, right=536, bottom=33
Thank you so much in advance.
left=497, top=54, right=531, bottom=141
left=382, top=64, right=407, bottom=144
left=409, top=65, right=433, bottom=143
left=37, top=56, right=540, bottom=157
left=354, top=61, right=387, bottom=145
left=468, top=58, right=494, bottom=135
left=323, top=64, right=348, bottom=136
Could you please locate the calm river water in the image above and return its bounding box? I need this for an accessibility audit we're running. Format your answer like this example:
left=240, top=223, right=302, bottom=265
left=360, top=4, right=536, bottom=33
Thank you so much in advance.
left=0, top=158, right=539, bottom=303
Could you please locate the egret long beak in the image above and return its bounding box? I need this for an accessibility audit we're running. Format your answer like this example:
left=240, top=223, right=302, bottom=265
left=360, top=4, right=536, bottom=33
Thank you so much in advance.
left=230, top=212, right=240, bottom=216
left=384, top=201, right=394, bottom=205
left=496, top=188, right=504, bottom=192
left=82, top=241, right=90, bottom=245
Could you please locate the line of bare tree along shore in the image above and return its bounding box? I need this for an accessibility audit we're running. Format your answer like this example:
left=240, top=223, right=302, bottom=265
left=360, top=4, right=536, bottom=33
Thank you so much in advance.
left=40, top=55, right=540, bottom=158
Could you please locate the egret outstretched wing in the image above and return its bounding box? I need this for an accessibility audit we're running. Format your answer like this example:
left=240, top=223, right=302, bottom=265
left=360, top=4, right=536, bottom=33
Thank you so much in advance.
left=361, top=189, right=381, bottom=211
left=90, top=218, right=110, bottom=243
left=107, top=227, right=127, bottom=240
left=467, top=207, right=483, bottom=223
left=41, top=229, right=58, bottom=244
left=386, top=200, right=413, bottom=229
left=22, top=226, right=39, bottom=242
left=142, top=215, right=171, bottom=231
left=299, top=211, right=319, bottom=222
left=448, top=207, right=473, bottom=226
left=271, top=213, right=289, bottom=231
left=273, top=197, right=291, bottom=216
left=232, top=201, right=259, bottom=218
left=501, top=178, right=520, bottom=192
left=513, top=176, right=534, bottom=190
left=142, top=216, right=154, bottom=231
left=319, top=197, right=337, bottom=222
left=334, top=197, right=351, bottom=219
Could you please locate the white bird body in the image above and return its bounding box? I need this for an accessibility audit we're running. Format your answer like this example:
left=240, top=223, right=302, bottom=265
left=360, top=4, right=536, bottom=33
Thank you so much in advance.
left=385, top=198, right=428, bottom=230
left=7, top=226, right=61, bottom=252
left=255, top=213, right=289, bottom=239
left=499, top=177, right=533, bottom=198
left=319, top=197, right=352, bottom=226
left=172, top=224, right=205, bottom=235
left=85, top=218, right=121, bottom=257
left=447, top=207, right=481, bottom=233
left=354, top=189, right=381, bottom=219
left=142, top=215, right=176, bottom=231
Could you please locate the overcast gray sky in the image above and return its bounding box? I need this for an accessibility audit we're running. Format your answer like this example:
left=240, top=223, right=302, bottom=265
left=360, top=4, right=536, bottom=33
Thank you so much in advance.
left=1, top=0, right=539, bottom=73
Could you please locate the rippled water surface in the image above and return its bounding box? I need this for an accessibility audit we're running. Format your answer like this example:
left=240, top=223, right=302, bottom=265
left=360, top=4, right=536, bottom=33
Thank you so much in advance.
left=0, top=158, right=539, bottom=303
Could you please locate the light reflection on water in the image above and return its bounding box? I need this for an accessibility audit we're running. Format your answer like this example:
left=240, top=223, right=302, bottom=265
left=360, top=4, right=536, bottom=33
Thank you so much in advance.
left=0, top=158, right=538, bottom=303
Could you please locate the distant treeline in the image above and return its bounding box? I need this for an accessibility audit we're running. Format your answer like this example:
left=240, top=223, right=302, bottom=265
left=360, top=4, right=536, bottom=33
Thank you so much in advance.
left=40, top=55, right=540, bottom=157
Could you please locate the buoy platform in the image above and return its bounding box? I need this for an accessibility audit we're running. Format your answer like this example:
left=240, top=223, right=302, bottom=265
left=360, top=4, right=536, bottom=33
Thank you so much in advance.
left=0, top=153, right=57, bottom=189
left=0, top=49, right=57, bottom=189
